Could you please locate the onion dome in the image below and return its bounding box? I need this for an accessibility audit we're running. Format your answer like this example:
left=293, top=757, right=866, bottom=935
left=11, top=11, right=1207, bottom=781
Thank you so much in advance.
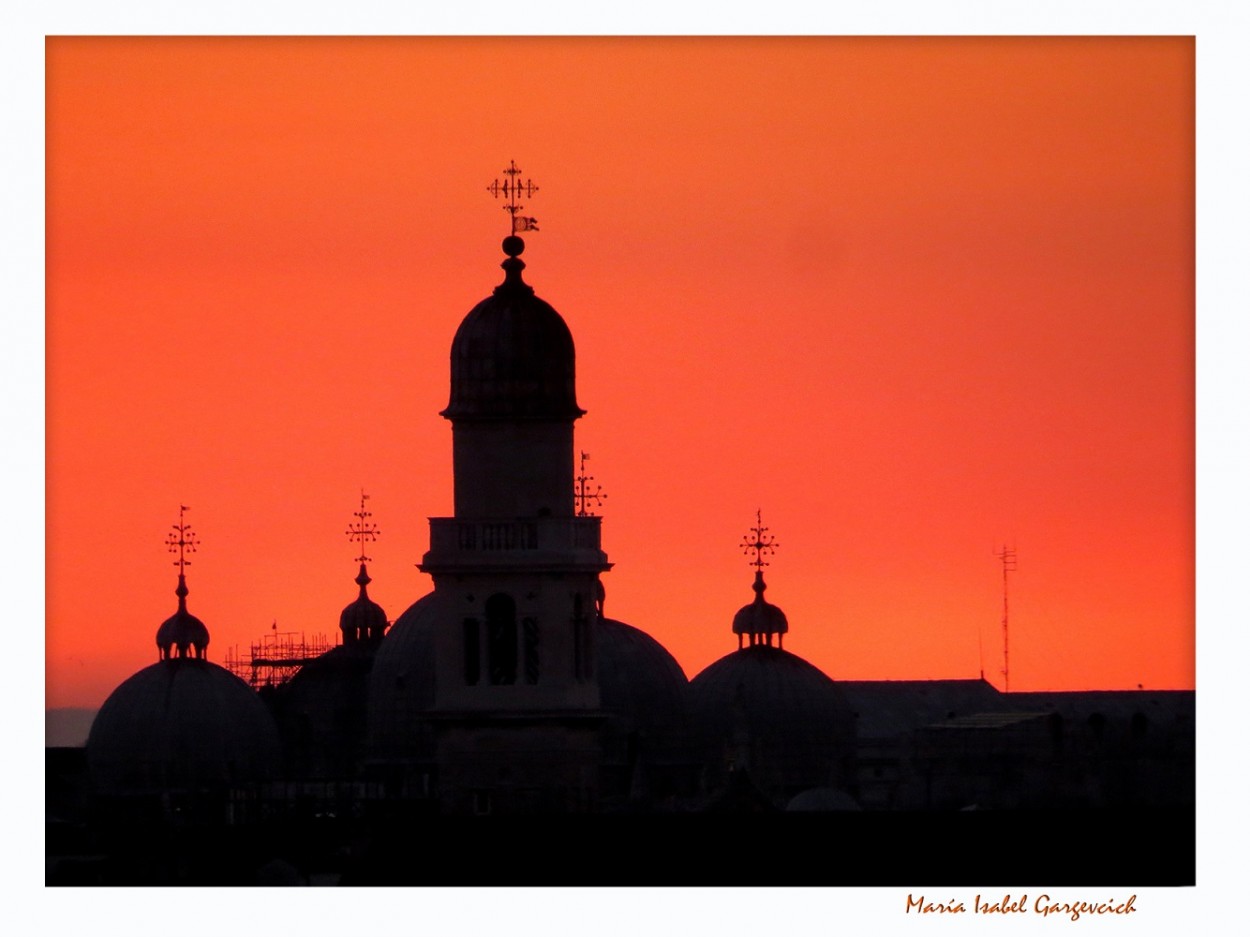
left=156, top=508, right=208, bottom=659
left=340, top=563, right=388, bottom=648
left=440, top=236, right=583, bottom=422
left=156, top=573, right=209, bottom=660
left=735, top=510, right=788, bottom=649
left=341, top=493, right=387, bottom=647
left=732, top=571, right=789, bottom=648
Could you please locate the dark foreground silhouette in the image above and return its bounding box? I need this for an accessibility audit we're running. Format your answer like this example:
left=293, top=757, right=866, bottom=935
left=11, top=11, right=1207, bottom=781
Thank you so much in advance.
left=49, top=800, right=1193, bottom=886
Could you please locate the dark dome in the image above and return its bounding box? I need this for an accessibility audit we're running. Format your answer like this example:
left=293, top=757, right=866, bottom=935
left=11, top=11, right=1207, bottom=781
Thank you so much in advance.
left=441, top=247, right=583, bottom=422
left=87, top=658, right=280, bottom=796
left=366, top=591, right=444, bottom=760
left=156, top=607, right=209, bottom=657
left=276, top=644, right=374, bottom=779
left=687, top=645, right=854, bottom=800
left=596, top=617, right=688, bottom=751
left=341, top=595, right=387, bottom=638
left=340, top=564, right=388, bottom=647
left=732, top=574, right=789, bottom=638
left=155, top=575, right=209, bottom=659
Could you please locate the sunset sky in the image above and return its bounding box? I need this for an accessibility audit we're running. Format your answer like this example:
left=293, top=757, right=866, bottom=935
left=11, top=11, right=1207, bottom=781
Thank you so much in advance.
left=43, top=35, right=1197, bottom=711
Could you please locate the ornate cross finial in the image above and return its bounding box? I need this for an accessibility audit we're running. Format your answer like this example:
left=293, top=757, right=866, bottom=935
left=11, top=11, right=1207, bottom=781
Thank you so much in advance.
left=575, top=450, right=606, bottom=517
left=165, top=505, right=199, bottom=574
left=346, top=491, right=380, bottom=564
left=486, top=159, right=540, bottom=235
left=741, top=509, right=778, bottom=570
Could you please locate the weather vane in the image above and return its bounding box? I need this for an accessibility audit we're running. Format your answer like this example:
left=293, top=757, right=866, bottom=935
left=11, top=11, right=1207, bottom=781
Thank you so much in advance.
left=346, top=491, right=380, bottom=564
left=575, top=451, right=606, bottom=517
left=486, top=159, right=540, bottom=235
left=165, top=505, right=199, bottom=574
left=741, top=509, right=778, bottom=569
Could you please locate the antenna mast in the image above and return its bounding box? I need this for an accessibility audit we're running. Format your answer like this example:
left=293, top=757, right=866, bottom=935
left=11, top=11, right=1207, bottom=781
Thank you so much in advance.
left=994, top=545, right=1017, bottom=692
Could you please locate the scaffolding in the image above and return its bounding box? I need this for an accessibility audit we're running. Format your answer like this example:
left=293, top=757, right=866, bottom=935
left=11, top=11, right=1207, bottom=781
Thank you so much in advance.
left=224, top=629, right=334, bottom=689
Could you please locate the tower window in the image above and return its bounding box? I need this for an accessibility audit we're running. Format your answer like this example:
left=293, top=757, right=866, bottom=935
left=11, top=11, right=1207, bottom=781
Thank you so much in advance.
left=486, top=593, right=518, bottom=685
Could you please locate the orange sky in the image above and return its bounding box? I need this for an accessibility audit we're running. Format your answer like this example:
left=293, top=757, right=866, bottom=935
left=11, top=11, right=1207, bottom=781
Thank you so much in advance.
left=45, top=36, right=1194, bottom=710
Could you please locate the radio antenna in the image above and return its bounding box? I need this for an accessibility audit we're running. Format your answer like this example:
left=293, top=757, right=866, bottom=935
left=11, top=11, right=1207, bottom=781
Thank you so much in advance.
left=994, top=544, right=1018, bottom=692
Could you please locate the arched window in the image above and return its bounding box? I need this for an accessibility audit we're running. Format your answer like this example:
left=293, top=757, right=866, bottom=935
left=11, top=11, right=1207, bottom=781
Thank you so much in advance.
left=486, top=593, right=517, bottom=685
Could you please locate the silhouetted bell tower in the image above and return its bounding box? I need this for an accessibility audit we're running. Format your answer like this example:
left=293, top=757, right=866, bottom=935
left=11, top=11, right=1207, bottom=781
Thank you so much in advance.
left=413, top=166, right=611, bottom=811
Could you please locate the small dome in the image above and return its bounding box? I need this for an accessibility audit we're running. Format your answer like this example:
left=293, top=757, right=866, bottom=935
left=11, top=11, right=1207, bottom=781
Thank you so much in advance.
left=156, top=575, right=209, bottom=660
left=87, top=658, right=280, bottom=796
left=441, top=239, right=583, bottom=422
left=732, top=571, right=788, bottom=639
left=340, top=564, right=388, bottom=647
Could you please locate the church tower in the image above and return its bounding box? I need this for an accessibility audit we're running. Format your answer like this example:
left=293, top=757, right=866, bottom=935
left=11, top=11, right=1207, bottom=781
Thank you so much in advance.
left=371, top=164, right=610, bottom=812
left=421, top=168, right=610, bottom=711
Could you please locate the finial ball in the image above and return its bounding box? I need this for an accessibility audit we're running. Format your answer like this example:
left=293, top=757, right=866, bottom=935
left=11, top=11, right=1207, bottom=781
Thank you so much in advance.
left=502, top=235, right=525, bottom=258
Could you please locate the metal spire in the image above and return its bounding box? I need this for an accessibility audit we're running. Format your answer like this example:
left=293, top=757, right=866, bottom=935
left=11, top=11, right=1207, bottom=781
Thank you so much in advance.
left=575, top=450, right=606, bottom=517
left=165, top=505, right=199, bottom=575
left=157, top=505, right=208, bottom=660
left=995, top=544, right=1018, bottom=693
left=735, top=510, right=787, bottom=649
left=741, top=509, right=778, bottom=570
left=346, top=491, right=380, bottom=564
left=487, top=159, right=540, bottom=235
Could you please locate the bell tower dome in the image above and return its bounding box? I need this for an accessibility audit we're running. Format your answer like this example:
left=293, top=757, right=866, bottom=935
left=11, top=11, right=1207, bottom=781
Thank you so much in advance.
left=440, top=234, right=584, bottom=518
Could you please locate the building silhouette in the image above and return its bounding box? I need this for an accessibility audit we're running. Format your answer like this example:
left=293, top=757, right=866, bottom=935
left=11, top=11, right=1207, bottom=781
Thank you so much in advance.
left=51, top=200, right=1194, bottom=885
left=85, top=512, right=280, bottom=823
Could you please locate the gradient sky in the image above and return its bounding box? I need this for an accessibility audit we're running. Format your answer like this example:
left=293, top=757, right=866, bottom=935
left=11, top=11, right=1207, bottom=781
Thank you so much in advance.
left=45, top=36, right=1194, bottom=710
